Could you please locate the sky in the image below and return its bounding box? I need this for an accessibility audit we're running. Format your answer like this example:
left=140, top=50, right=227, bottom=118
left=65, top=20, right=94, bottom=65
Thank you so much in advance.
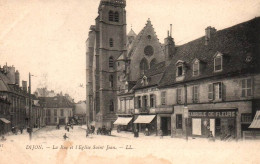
left=0, top=0, right=259, bottom=102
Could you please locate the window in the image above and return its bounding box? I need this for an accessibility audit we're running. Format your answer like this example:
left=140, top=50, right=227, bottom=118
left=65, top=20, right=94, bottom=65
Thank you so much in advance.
left=109, top=56, right=114, bottom=68
left=214, top=56, right=222, bottom=72
left=109, top=75, right=114, bottom=88
left=140, top=58, right=148, bottom=75
left=150, top=94, right=155, bottom=108
left=150, top=58, right=157, bottom=68
left=176, top=114, right=183, bottom=129
left=161, top=91, right=166, bottom=105
left=241, top=113, right=252, bottom=123
left=177, top=88, right=182, bottom=104
left=114, top=12, right=119, bottom=22
left=208, top=82, right=222, bottom=100
left=109, top=11, right=114, bottom=21
left=177, top=66, right=183, bottom=76
left=60, top=109, right=64, bottom=117
left=137, top=96, right=141, bottom=108
left=109, top=100, right=114, bottom=112
left=193, top=85, right=199, bottom=103
left=208, top=84, right=213, bottom=100
left=142, top=96, right=148, bottom=108
left=193, top=61, right=199, bottom=76
left=54, top=109, right=57, bottom=116
left=242, top=79, right=252, bottom=97
left=109, top=38, right=114, bottom=47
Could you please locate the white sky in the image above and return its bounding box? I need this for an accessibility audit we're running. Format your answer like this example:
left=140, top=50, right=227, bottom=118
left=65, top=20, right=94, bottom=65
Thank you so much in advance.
left=0, top=0, right=259, bottom=102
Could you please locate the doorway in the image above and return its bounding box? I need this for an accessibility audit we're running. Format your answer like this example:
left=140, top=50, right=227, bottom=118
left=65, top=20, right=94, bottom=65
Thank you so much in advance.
left=161, top=117, right=171, bottom=136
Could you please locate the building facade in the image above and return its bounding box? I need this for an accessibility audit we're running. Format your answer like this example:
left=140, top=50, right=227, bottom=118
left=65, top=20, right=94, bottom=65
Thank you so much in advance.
left=39, top=95, right=74, bottom=125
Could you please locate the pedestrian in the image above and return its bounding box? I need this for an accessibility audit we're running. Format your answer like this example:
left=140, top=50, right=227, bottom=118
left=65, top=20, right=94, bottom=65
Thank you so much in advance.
left=67, top=127, right=70, bottom=132
left=86, top=129, right=89, bottom=137
left=159, top=129, right=163, bottom=139
left=208, top=131, right=215, bottom=142
left=20, top=127, right=23, bottom=134
left=63, top=133, right=68, bottom=140
left=1, top=136, right=6, bottom=141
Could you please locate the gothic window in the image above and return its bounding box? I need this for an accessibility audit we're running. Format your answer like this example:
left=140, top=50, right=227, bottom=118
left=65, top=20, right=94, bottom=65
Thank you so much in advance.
left=109, top=75, right=114, bottom=88
left=109, top=11, right=114, bottom=21
left=109, top=100, right=114, bottom=112
left=150, top=58, right=157, bottom=68
left=114, top=12, right=119, bottom=22
left=140, top=58, right=148, bottom=75
left=144, top=45, right=154, bottom=56
left=109, top=38, right=114, bottom=47
left=109, top=56, right=114, bottom=68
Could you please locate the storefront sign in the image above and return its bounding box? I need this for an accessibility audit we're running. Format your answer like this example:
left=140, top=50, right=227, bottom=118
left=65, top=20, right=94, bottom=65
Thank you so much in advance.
left=189, top=111, right=236, bottom=118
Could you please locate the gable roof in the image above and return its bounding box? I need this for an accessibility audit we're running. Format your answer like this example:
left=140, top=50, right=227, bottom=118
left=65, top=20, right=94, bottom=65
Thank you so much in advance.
left=127, top=19, right=162, bottom=58
left=39, top=96, right=74, bottom=108
left=159, top=17, right=260, bottom=87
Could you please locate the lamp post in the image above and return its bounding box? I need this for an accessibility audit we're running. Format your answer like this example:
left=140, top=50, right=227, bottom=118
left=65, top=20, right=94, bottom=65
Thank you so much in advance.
left=28, top=73, right=35, bottom=140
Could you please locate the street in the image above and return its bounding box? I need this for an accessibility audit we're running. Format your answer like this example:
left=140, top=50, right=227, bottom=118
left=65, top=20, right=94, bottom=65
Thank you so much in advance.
left=0, top=126, right=259, bottom=164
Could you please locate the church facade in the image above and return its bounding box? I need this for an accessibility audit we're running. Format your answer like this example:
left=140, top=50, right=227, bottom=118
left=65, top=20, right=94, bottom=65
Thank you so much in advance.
left=86, top=0, right=173, bottom=128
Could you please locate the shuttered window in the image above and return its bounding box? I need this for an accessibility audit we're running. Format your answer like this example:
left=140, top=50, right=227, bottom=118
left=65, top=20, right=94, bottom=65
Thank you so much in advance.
left=177, top=88, right=182, bottom=104
left=193, top=85, right=199, bottom=103
left=208, top=84, right=213, bottom=100
left=242, top=78, right=252, bottom=97
left=161, top=91, right=166, bottom=105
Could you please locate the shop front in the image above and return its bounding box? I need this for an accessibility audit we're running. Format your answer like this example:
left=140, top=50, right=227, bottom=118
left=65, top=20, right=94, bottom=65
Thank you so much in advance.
left=134, top=115, right=157, bottom=135
left=113, top=115, right=133, bottom=132
left=188, top=109, right=238, bottom=140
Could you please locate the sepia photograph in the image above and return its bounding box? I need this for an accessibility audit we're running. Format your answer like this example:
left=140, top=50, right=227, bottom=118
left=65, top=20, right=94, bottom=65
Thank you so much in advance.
left=0, top=0, right=260, bottom=163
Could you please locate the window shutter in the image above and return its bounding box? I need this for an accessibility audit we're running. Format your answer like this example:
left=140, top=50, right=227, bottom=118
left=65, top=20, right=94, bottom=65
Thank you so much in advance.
left=154, top=94, right=156, bottom=108
left=208, top=84, right=213, bottom=100
left=219, top=82, right=223, bottom=99
left=192, top=86, right=194, bottom=102
left=134, top=97, right=138, bottom=108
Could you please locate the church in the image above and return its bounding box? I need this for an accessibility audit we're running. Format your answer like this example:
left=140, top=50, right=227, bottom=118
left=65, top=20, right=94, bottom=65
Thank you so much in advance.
left=86, top=0, right=173, bottom=128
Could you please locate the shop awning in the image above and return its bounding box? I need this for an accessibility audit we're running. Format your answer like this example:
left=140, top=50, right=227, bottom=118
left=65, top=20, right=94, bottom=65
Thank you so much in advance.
left=0, top=118, right=11, bottom=124
left=134, top=115, right=156, bottom=124
left=113, top=117, right=132, bottom=125
left=249, top=111, right=260, bottom=128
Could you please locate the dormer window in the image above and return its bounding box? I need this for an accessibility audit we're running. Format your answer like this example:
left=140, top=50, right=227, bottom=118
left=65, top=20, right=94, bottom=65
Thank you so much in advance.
left=193, top=59, right=200, bottom=76
left=177, top=66, right=183, bottom=76
left=214, top=52, right=223, bottom=72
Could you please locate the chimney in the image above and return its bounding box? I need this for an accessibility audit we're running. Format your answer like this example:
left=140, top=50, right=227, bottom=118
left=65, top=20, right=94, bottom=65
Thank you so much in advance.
left=170, top=24, right=172, bottom=37
left=6, top=66, right=15, bottom=84
left=22, top=81, right=28, bottom=92
left=15, top=70, right=20, bottom=86
left=205, top=26, right=216, bottom=45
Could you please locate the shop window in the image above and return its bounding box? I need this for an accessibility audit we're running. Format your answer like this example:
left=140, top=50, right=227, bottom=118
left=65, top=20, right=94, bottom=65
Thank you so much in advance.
left=176, top=114, right=183, bottom=129
left=192, top=85, right=199, bottom=103
left=109, top=75, right=114, bottom=88
left=114, top=12, right=119, bottom=22
left=177, top=88, right=182, bottom=104
left=241, top=113, right=252, bottom=123
left=214, top=55, right=222, bottom=72
left=109, top=38, right=114, bottom=47
left=241, top=78, right=252, bottom=97
left=109, top=56, right=114, bottom=68
left=109, top=11, right=114, bottom=21
left=161, top=91, right=166, bottom=105
left=109, top=100, right=114, bottom=112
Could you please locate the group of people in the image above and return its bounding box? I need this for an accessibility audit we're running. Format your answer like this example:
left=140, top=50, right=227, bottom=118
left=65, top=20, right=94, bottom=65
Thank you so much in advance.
left=11, top=126, right=25, bottom=135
